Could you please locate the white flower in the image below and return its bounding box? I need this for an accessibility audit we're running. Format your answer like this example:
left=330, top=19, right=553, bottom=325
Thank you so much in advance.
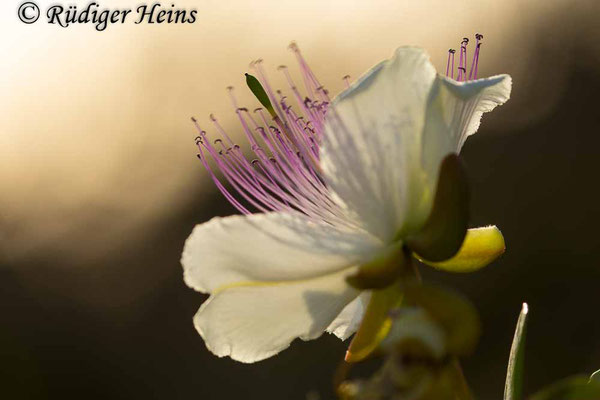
left=182, top=38, right=511, bottom=363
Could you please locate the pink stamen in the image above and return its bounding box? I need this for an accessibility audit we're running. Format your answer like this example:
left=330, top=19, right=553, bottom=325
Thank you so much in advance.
left=457, top=37, right=469, bottom=81
left=191, top=44, right=356, bottom=228
left=468, top=33, right=483, bottom=80
left=446, top=49, right=456, bottom=79
left=447, top=34, right=483, bottom=82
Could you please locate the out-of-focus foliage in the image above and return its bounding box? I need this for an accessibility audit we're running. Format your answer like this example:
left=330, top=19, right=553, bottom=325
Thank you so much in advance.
left=402, top=284, right=481, bottom=356
left=590, top=370, right=600, bottom=384
left=338, top=285, right=479, bottom=400
left=528, top=377, right=600, bottom=400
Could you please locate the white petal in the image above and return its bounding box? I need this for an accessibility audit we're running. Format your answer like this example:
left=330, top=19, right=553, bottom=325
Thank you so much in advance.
left=182, top=212, right=382, bottom=293
left=322, top=47, right=437, bottom=241
left=322, top=47, right=511, bottom=241
left=421, top=74, right=512, bottom=180
left=326, top=292, right=371, bottom=340
left=194, top=268, right=360, bottom=363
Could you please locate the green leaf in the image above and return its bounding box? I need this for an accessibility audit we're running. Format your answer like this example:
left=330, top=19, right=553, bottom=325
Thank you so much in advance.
left=245, top=73, right=278, bottom=119
left=403, top=283, right=481, bottom=356
left=505, top=303, right=529, bottom=400
left=529, top=376, right=600, bottom=400
left=591, top=369, right=600, bottom=383
left=406, top=154, right=469, bottom=262
left=345, top=283, right=403, bottom=362
left=417, top=225, right=505, bottom=273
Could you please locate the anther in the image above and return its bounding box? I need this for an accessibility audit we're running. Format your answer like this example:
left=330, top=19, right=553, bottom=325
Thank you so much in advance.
left=343, top=75, right=351, bottom=89
left=210, top=114, right=217, bottom=121
left=475, top=33, right=483, bottom=40
left=214, top=139, right=223, bottom=144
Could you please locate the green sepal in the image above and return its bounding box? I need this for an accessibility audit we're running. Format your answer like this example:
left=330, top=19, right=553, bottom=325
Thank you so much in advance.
left=406, top=154, right=469, bottom=262
left=504, top=303, right=529, bottom=400
left=346, top=244, right=406, bottom=290
left=403, top=283, right=481, bottom=356
left=528, top=376, right=600, bottom=400
left=417, top=225, right=505, bottom=273
left=245, top=73, right=278, bottom=119
left=345, top=283, right=403, bottom=362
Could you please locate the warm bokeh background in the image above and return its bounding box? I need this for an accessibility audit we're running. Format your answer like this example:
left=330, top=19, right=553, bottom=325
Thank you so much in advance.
left=1, top=0, right=599, bottom=398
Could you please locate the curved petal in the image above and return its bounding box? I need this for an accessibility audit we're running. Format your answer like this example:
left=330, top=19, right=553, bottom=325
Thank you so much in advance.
left=326, top=292, right=371, bottom=340
left=321, top=47, right=437, bottom=241
left=194, top=268, right=360, bottom=363
left=182, top=212, right=382, bottom=293
left=421, top=74, right=512, bottom=183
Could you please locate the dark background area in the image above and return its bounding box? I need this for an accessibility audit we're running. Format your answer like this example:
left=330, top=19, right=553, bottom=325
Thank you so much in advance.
left=2, top=4, right=600, bottom=400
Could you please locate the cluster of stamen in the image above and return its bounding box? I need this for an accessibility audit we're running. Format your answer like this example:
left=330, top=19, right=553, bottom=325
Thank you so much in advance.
left=193, top=43, right=356, bottom=228
left=194, top=35, right=484, bottom=225
left=446, top=34, right=483, bottom=81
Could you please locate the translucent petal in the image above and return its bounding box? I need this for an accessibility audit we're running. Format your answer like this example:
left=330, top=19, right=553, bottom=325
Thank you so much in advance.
left=326, top=292, right=371, bottom=341
left=322, top=47, right=437, bottom=241
left=182, top=212, right=382, bottom=293
left=194, top=269, right=360, bottom=363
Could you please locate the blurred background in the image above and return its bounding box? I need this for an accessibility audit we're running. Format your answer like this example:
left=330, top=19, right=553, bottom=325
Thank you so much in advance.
left=1, top=0, right=599, bottom=398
